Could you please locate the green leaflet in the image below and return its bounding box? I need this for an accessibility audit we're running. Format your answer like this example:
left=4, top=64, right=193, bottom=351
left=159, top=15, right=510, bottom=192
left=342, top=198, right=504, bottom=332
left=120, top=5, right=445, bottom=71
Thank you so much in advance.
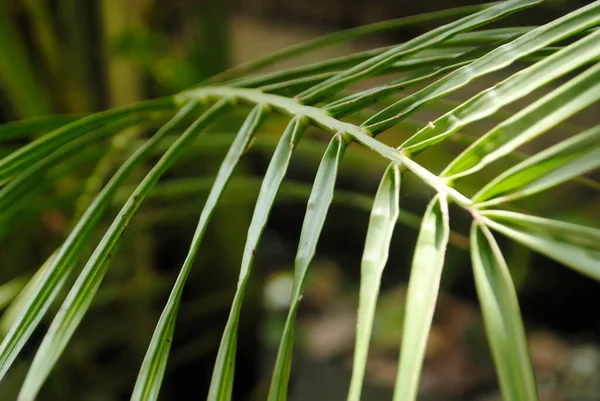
left=482, top=210, right=600, bottom=281
left=0, top=117, right=140, bottom=221
left=470, top=221, right=538, bottom=401
left=443, top=60, right=600, bottom=179
left=298, top=0, right=540, bottom=105
left=208, top=115, right=307, bottom=401
left=16, top=99, right=228, bottom=401
left=234, top=45, right=494, bottom=90
left=204, top=2, right=498, bottom=84
left=268, top=133, right=349, bottom=400
left=0, top=114, right=85, bottom=141
left=326, top=44, right=490, bottom=117
left=325, top=46, right=559, bottom=118
left=0, top=97, right=175, bottom=182
left=364, top=1, right=600, bottom=135
left=2, top=2, right=599, bottom=400
left=347, top=163, right=401, bottom=401
left=474, top=124, right=600, bottom=206
left=132, top=105, right=268, bottom=401
left=124, top=177, right=429, bottom=239
left=0, top=101, right=198, bottom=385
left=393, top=195, right=450, bottom=401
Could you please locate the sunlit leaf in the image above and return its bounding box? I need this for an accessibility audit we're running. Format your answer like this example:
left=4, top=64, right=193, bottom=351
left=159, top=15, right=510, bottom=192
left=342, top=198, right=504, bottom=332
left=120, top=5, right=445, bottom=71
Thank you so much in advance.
left=205, top=2, right=498, bottom=84
left=364, top=1, right=600, bottom=135
left=16, top=100, right=228, bottom=401
left=298, top=0, right=540, bottom=105
left=482, top=210, right=600, bottom=281
left=473, top=124, right=600, bottom=205
left=347, top=163, right=401, bottom=401
left=443, top=60, right=600, bottom=179
left=132, top=105, right=268, bottom=401
left=269, top=133, right=349, bottom=400
left=393, top=194, right=450, bottom=401
left=208, top=115, right=307, bottom=401
left=470, top=221, right=538, bottom=401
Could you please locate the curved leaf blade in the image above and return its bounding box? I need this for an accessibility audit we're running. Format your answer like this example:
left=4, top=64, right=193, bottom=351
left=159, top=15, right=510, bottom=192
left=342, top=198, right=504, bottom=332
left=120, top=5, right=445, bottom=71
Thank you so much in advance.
left=470, top=221, right=538, bottom=401
left=393, top=194, right=450, bottom=401
left=204, top=3, right=498, bottom=84
left=364, top=1, right=600, bottom=135
left=0, top=97, right=174, bottom=182
left=347, top=163, right=401, bottom=401
left=326, top=41, right=505, bottom=117
left=16, top=100, right=229, bottom=401
left=268, top=133, right=349, bottom=400
left=0, top=117, right=140, bottom=219
left=298, top=0, right=541, bottom=105
left=236, top=47, right=475, bottom=91
left=482, top=210, right=600, bottom=281
left=207, top=115, right=307, bottom=401
left=0, top=102, right=198, bottom=385
left=0, top=114, right=85, bottom=141
left=132, top=105, right=268, bottom=401
left=474, top=124, right=600, bottom=206
left=442, top=60, right=600, bottom=180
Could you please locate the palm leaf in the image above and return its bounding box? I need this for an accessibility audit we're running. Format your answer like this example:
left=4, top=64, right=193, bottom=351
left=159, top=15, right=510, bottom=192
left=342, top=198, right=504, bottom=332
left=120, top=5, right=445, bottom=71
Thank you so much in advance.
left=393, top=194, right=450, bottom=401
left=1, top=2, right=599, bottom=400
left=208, top=114, right=306, bottom=401
left=348, top=163, right=401, bottom=401
left=470, top=221, right=537, bottom=400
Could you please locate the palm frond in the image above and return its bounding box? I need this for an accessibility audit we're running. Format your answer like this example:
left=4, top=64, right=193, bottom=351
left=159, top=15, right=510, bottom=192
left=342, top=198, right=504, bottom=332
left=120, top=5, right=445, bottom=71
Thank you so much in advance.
left=1, top=1, right=600, bottom=400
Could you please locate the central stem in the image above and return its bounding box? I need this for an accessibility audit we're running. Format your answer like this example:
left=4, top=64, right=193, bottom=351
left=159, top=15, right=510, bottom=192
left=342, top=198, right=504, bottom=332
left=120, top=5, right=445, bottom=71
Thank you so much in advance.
left=176, top=86, right=472, bottom=207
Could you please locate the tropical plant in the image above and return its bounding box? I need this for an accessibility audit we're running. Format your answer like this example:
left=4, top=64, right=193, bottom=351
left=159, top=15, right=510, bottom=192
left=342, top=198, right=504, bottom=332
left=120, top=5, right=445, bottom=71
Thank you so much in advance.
left=1, top=0, right=600, bottom=400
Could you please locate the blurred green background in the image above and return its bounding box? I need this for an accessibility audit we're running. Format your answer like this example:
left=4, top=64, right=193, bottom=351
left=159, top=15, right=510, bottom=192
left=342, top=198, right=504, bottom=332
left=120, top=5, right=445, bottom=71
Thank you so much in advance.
left=0, top=1, right=599, bottom=400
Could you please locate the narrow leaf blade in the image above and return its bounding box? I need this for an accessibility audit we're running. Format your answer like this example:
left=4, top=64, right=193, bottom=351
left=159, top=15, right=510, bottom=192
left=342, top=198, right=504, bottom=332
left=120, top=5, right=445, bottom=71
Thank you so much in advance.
left=482, top=210, right=600, bottom=281
left=0, top=117, right=141, bottom=218
left=470, top=221, right=538, bottom=401
left=364, top=1, right=600, bottom=135
left=0, top=101, right=197, bottom=384
left=16, top=100, right=229, bottom=401
left=132, top=105, right=268, bottom=401
left=443, top=59, right=600, bottom=179
left=298, top=0, right=541, bottom=105
left=204, top=3, right=498, bottom=84
left=0, top=114, right=85, bottom=141
left=347, top=163, right=401, bottom=401
left=207, top=115, right=307, bottom=401
left=393, top=194, right=450, bottom=401
left=474, top=124, right=600, bottom=205
left=0, top=98, right=174, bottom=182
left=268, top=134, right=349, bottom=400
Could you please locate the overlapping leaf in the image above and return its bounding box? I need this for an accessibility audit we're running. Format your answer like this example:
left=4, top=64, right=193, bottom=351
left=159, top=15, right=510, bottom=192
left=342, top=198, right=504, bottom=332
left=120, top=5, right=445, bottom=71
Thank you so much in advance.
left=0, top=98, right=174, bottom=182
left=269, top=133, right=349, bottom=400
left=205, top=2, right=499, bottom=84
left=393, top=195, right=450, bottom=401
left=17, top=100, right=229, bottom=401
left=0, top=101, right=198, bottom=384
left=474, top=124, right=600, bottom=205
left=1, top=2, right=599, bottom=401
left=348, top=163, right=401, bottom=401
left=298, top=0, right=541, bottom=105
left=482, top=210, right=600, bottom=280
left=363, top=1, right=600, bottom=136
left=132, top=105, right=268, bottom=401
left=208, top=115, right=307, bottom=401
left=443, top=60, right=600, bottom=179
left=470, top=221, right=537, bottom=400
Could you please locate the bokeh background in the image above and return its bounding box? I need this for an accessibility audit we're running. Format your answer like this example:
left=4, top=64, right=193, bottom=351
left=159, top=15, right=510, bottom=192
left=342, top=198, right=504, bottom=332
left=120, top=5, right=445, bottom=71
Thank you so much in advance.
left=0, top=1, right=599, bottom=400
